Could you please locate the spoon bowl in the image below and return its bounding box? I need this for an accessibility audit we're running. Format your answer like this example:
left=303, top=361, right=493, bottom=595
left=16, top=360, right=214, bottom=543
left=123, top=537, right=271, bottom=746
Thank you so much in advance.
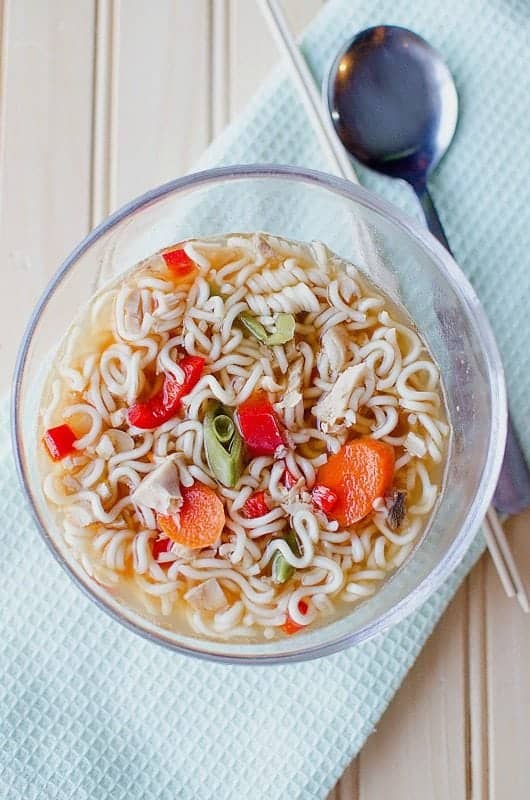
left=327, top=25, right=458, bottom=190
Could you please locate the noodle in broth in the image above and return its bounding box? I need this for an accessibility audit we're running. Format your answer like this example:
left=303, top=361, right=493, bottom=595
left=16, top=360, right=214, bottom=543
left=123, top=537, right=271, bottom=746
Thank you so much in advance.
left=39, top=233, right=449, bottom=640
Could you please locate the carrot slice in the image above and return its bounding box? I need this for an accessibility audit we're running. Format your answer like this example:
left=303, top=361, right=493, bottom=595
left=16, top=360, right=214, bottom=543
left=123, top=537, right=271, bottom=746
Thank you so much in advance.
left=316, top=438, right=395, bottom=526
left=156, top=482, right=225, bottom=549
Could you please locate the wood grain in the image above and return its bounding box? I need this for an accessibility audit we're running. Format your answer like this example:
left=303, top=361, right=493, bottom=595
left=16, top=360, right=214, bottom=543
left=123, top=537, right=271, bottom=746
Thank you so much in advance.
left=486, top=509, right=530, bottom=800
left=228, top=0, right=323, bottom=117
left=0, top=0, right=95, bottom=389
left=211, top=0, right=230, bottom=135
left=91, top=0, right=118, bottom=225
left=356, top=588, right=469, bottom=800
left=112, top=0, right=210, bottom=207
left=1, top=4, right=529, bottom=800
left=467, top=558, right=489, bottom=800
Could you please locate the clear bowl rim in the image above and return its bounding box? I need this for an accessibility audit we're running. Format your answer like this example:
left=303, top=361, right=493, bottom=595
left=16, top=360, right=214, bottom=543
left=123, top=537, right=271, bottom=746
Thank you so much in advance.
left=11, top=164, right=507, bottom=665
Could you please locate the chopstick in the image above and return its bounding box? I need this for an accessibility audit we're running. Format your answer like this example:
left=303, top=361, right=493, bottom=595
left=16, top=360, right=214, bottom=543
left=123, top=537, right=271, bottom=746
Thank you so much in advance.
left=486, top=509, right=529, bottom=611
left=258, top=0, right=529, bottom=612
left=256, top=0, right=358, bottom=183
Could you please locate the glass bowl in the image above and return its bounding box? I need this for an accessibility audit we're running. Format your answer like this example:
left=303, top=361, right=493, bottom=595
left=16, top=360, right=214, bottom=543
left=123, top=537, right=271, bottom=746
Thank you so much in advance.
left=12, top=165, right=506, bottom=664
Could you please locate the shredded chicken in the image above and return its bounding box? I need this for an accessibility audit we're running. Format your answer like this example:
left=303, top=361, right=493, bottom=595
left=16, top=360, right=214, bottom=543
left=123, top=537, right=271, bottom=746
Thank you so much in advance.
left=184, top=578, right=228, bottom=611
left=274, top=358, right=304, bottom=412
left=96, top=429, right=134, bottom=457
left=109, top=408, right=127, bottom=427
left=95, top=434, right=115, bottom=459
left=96, top=482, right=112, bottom=501
left=317, top=326, right=349, bottom=380
left=123, top=289, right=153, bottom=336
left=132, top=459, right=182, bottom=515
left=260, top=375, right=284, bottom=393
left=63, top=475, right=81, bottom=493
left=313, top=363, right=372, bottom=432
left=281, top=497, right=313, bottom=520
left=253, top=233, right=275, bottom=263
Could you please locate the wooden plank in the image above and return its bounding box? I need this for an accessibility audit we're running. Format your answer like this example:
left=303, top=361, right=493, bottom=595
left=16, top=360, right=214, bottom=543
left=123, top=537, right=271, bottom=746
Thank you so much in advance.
left=228, top=0, right=324, bottom=118
left=328, top=761, right=359, bottom=800
left=211, top=0, right=230, bottom=135
left=357, top=587, right=469, bottom=800
left=0, top=0, right=95, bottom=393
left=486, top=509, right=530, bottom=800
left=467, top=558, right=489, bottom=800
left=112, top=0, right=210, bottom=207
left=91, top=0, right=118, bottom=225
left=0, top=0, right=9, bottom=225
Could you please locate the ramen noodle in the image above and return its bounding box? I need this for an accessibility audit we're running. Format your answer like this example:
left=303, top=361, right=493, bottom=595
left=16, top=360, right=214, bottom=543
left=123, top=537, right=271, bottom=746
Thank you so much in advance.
left=39, top=233, right=449, bottom=640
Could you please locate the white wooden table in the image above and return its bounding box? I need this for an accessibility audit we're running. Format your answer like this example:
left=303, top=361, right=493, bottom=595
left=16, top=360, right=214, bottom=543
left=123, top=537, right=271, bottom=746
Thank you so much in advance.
left=1, top=3, right=528, bottom=797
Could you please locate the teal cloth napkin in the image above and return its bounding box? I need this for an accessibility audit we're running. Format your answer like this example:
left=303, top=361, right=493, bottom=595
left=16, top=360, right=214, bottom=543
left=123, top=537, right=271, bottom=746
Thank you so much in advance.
left=2, top=1, right=529, bottom=798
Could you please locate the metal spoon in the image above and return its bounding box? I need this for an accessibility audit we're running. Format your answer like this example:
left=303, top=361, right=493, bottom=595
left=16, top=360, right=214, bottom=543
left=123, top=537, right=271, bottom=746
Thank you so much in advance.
left=327, top=24, right=530, bottom=516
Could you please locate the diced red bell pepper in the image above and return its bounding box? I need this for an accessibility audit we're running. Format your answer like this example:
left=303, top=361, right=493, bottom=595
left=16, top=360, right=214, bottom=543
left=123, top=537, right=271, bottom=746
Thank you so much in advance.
left=178, top=356, right=205, bottom=388
left=127, top=356, right=205, bottom=429
left=283, top=468, right=298, bottom=490
left=242, top=491, right=269, bottom=519
left=43, top=424, right=78, bottom=461
left=283, top=600, right=309, bottom=635
left=311, top=484, right=338, bottom=514
left=161, top=247, right=196, bottom=280
left=151, top=535, right=173, bottom=563
left=235, top=393, right=285, bottom=456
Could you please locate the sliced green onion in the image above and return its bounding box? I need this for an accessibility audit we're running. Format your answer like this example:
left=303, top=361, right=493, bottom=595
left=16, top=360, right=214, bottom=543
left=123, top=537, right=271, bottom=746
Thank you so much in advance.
left=285, top=529, right=301, bottom=556
left=271, top=530, right=302, bottom=584
left=266, top=313, right=296, bottom=345
left=271, top=551, right=294, bottom=584
left=239, top=312, right=268, bottom=341
left=213, top=414, right=234, bottom=444
left=239, top=312, right=295, bottom=346
left=204, top=402, right=244, bottom=488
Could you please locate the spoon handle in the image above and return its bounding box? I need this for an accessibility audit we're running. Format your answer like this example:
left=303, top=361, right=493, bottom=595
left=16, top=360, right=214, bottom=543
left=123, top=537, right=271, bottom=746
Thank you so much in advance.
left=416, top=186, right=452, bottom=252
left=415, top=185, right=530, bottom=515
left=493, top=405, right=530, bottom=514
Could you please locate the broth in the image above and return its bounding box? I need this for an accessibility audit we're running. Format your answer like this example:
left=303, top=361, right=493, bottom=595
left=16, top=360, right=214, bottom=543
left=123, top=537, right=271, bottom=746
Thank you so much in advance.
left=39, top=233, right=449, bottom=641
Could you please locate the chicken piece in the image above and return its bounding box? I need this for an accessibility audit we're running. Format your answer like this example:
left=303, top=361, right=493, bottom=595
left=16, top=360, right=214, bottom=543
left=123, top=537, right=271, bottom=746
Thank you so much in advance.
left=311, top=240, right=332, bottom=272
left=96, top=429, right=134, bottom=458
left=95, top=434, right=115, bottom=459
left=260, top=375, right=284, bottom=393
left=274, top=358, right=304, bottom=412
left=121, top=288, right=153, bottom=340
left=253, top=233, right=275, bottom=263
left=184, top=578, right=228, bottom=612
left=132, top=459, right=182, bottom=515
left=317, top=326, right=349, bottom=380
left=313, top=363, right=372, bottom=433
